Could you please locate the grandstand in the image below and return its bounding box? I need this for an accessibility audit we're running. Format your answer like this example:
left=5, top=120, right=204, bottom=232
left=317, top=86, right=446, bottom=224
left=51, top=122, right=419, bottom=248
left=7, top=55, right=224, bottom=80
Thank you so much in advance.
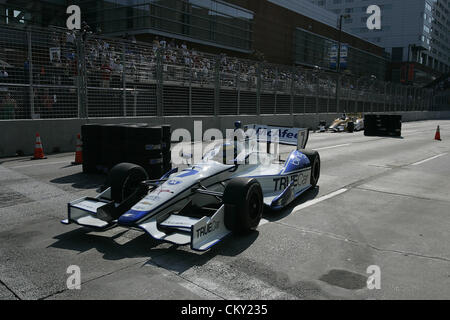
left=0, top=25, right=442, bottom=121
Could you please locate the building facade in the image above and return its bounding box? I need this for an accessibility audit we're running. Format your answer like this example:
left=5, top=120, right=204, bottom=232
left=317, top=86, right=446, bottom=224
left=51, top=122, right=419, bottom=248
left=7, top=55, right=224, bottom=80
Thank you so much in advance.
left=0, top=0, right=69, bottom=27
left=77, top=0, right=254, bottom=53
left=0, top=0, right=388, bottom=79
left=309, top=0, right=450, bottom=84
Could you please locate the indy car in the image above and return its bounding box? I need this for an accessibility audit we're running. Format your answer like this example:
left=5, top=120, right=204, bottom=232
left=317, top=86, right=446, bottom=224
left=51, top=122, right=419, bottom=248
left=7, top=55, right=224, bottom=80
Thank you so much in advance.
left=328, top=113, right=364, bottom=132
left=62, top=124, right=321, bottom=251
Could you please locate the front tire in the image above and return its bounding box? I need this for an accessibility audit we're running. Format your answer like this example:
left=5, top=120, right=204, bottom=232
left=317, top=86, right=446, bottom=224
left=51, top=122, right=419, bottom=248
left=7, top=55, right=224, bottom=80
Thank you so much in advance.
left=107, top=163, right=148, bottom=203
left=223, top=178, right=263, bottom=234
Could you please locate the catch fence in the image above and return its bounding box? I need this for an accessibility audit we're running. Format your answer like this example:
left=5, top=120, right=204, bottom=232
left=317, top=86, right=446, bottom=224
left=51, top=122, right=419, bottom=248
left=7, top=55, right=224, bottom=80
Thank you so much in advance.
left=0, top=25, right=442, bottom=121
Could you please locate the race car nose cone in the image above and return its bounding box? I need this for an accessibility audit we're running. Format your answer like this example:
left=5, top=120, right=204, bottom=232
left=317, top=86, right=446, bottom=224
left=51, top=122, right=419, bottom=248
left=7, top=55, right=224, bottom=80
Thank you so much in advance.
left=118, top=209, right=149, bottom=226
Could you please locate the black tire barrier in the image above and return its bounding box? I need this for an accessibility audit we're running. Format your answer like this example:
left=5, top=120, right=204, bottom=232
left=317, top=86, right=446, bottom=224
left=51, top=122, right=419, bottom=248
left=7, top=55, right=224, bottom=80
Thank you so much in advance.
left=364, top=115, right=402, bottom=137
left=81, top=124, right=102, bottom=173
left=81, top=124, right=172, bottom=179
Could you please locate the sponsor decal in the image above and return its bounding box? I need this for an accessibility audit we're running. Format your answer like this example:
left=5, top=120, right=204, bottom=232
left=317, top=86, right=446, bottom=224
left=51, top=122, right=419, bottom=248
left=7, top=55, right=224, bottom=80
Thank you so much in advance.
left=273, top=172, right=308, bottom=191
left=157, top=189, right=174, bottom=194
left=255, top=127, right=296, bottom=140
left=122, top=213, right=134, bottom=217
left=145, top=195, right=160, bottom=201
left=177, top=169, right=199, bottom=178
left=196, top=220, right=220, bottom=238
left=167, top=180, right=182, bottom=186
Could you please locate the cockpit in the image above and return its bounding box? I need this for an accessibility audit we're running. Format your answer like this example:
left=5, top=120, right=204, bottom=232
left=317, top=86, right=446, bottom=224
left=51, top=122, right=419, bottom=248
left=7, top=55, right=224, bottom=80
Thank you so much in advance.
left=202, top=140, right=275, bottom=167
left=202, top=141, right=242, bottom=165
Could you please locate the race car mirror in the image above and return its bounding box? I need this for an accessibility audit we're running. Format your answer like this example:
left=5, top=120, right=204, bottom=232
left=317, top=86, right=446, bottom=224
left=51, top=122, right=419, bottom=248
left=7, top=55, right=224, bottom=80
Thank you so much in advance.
left=181, top=152, right=193, bottom=159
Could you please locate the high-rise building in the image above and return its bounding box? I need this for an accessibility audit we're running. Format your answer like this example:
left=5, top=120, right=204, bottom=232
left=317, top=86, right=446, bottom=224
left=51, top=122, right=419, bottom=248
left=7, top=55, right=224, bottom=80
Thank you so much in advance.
left=309, top=0, right=450, bottom=84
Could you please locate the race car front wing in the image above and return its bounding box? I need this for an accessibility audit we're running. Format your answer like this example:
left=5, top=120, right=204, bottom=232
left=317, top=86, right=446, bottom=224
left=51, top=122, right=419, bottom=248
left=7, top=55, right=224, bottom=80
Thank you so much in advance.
left=62, top=187, right=232, bottom=251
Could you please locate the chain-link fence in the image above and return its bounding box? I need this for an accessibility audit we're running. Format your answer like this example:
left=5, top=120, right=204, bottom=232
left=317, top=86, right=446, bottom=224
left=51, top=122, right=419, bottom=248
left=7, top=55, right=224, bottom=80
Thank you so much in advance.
left=0, top=25, right=443, bottom=121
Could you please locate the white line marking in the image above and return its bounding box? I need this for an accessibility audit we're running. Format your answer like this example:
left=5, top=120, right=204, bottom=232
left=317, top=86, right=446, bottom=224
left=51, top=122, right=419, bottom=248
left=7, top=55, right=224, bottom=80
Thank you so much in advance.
left=292, top=188, right=348, bottom=212
left=10, top=160, right=69, bottom=169
left=411, top=153, right=447, bottom=166
left=259, top=188, right=348, bottom=227
left=315, top=143, right=351, bottom=151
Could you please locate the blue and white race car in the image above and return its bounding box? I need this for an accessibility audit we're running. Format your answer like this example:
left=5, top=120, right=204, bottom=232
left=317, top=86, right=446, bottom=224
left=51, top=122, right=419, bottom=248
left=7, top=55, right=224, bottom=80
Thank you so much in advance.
left=62, top=124, right=320, bottom=251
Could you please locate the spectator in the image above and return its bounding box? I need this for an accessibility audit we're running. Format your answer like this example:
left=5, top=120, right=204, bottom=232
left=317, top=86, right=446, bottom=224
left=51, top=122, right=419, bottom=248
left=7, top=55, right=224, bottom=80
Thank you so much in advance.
left=0, top=68, right=8, bottom=80
left=169, top=38, right=176, bottom=49
left=66, top=30, right=76, bottom=45
left=0, top=92, right=17, bottom=119
left=159, top=38, right=167, bottom=48
left=101, top=61, right=112, bottom=88
left=153, top=36, right=160, bottom=50
left=24, top=59, right=30, bottom=84
left=41, top=89, right=55, bottom=119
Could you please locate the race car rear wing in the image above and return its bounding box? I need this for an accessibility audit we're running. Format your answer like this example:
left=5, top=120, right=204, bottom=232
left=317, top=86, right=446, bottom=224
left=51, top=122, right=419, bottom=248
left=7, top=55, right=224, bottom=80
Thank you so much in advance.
left=244, top=124, right=309, bottom=149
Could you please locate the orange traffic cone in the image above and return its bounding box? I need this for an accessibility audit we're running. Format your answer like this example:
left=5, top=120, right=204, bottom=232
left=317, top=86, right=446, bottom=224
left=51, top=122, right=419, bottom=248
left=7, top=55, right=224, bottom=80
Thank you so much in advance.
left=72, top=134, right=83, bottom=165
left=31, top=133, right=47, bottom=160
left=435, top=126, right=442, bottom=141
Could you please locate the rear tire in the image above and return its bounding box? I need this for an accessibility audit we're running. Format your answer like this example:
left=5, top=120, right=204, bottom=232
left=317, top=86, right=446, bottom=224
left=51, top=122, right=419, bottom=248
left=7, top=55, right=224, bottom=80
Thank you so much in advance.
left=299, top=149, right=321, bottom=187
left=223, top=178, right=263, bottom=234
left=107, top=163, right=148, bottom=203
left=347, top=121, right=355, bottom=133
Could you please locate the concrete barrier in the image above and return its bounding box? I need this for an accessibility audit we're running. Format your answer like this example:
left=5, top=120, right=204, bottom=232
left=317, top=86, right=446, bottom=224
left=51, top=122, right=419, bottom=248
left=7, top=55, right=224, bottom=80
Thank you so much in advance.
left=1, top=111, right=450, bottom=158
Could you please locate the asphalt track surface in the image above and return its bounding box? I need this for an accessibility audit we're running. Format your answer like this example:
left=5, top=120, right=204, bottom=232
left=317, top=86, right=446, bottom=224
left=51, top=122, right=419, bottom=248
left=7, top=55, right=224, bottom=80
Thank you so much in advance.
left=0, top=120, right=449, bottom=300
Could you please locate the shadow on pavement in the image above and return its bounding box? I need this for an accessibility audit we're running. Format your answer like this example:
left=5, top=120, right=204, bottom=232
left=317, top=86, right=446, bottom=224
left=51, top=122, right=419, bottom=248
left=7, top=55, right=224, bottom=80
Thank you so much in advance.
left=144, top=231, right=259, bottom=274
left=50, top=225, right=259, bottom=274
left=263, top=186, right=320, bottom=223
left=50, top=172, right=106, bottom=189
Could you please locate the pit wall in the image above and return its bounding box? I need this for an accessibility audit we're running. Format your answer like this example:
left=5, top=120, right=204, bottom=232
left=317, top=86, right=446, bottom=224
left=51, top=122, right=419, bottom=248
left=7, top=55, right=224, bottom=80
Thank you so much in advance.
left=1, top=111, right=449, bottom=158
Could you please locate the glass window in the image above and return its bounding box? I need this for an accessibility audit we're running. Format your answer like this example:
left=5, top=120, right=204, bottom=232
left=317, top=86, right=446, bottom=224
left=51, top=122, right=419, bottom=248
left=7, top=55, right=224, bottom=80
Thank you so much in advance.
left=294, top=28, right=387, bottom=79
left=80, top=0, right=254, bottom=51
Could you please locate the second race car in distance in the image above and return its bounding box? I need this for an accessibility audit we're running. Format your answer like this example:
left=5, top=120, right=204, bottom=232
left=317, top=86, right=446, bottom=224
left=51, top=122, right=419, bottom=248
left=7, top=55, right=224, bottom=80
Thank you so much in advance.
left=328, top=113, right=364, bottom=133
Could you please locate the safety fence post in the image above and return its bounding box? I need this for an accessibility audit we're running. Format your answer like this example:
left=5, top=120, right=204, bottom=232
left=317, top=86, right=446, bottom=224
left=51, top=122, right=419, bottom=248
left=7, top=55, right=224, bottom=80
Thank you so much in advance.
left=290, top=66, right=294, bottom=115
left=156, top=47, right=163, bottom=117
left=214, top=56, right=220, bottom=116
left=76, top=32, right=87, bottom=118
left=27, top=29, right=35, bottom=119
left=122, top=43, right=127, bottom=117
left=256, top=62, right=262, bottom=116
left=237, top=62, right=241, bottom=115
